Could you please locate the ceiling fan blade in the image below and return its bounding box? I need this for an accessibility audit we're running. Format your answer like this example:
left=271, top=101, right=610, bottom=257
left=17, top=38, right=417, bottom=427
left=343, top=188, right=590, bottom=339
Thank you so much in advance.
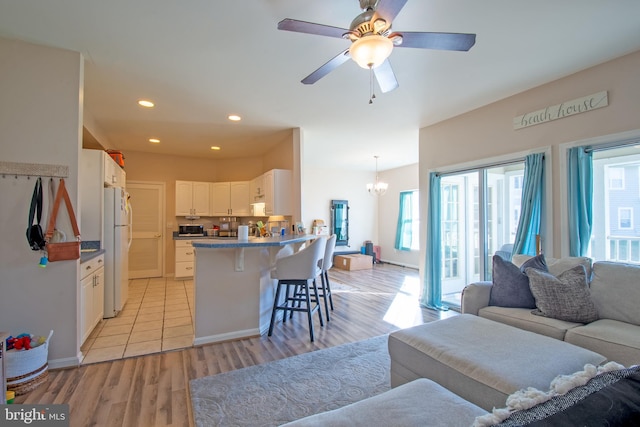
left=278, top=18, right=349, bottom=39
left=373, top=59, right=399, bottom=93
left=301, top=49, right=351, bottom=85
left=394, top=31, right=476, bottom=51
left=372, top=0, right=409, bottom=24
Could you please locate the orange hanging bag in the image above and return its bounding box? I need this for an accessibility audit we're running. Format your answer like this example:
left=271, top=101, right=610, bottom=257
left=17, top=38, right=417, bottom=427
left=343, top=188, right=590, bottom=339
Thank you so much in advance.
left=45, top=179, right=81, bottom=262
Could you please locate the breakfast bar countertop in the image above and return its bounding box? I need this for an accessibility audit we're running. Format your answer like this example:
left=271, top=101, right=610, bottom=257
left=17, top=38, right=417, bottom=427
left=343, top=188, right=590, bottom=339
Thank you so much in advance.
left=191, top=235, right=316, bottom=249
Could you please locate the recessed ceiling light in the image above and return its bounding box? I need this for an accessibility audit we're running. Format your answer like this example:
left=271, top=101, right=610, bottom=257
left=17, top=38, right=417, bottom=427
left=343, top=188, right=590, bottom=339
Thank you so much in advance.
left=228, top=114, right=241, bottom=122
left=210, top=146, right=221, bottom=151
left=138, top=99, right=155, bottom=108
left=149, top=138, right=160, bottom=143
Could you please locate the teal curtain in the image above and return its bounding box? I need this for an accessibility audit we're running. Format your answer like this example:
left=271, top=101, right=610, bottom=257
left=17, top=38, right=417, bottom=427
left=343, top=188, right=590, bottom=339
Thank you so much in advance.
left=420, top=173, right=448, bottom=310
left=395, top=191, right=414, bottom=251
left=567, top=147, right=593, bottom=256
left=512, top=153, right=545, bottom=256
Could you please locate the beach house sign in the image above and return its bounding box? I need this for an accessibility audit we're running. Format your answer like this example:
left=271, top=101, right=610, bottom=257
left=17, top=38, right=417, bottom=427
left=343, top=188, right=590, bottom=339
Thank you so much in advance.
left=513, top=91, right=608, bottom=130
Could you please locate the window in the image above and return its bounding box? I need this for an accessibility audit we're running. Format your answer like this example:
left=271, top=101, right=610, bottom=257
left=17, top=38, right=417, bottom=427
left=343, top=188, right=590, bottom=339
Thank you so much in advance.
left=618, top=207, right=633, bottom=230
left=590, top=145, right=640, bottom=264
left=608, top=167, right=625, bottom=190
left=439, top=161, right=525, bottom=307
left=395, top=190, right=419, bottom=251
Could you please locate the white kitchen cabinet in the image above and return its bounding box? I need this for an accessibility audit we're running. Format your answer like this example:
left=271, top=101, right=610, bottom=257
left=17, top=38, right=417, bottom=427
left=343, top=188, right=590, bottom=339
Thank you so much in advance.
left=263, top=169, right=292, bottom=216
left=249, top=174, right=266, bottom=203
left=80, top=254, right=105, bottom=345
left=175, top=181, right=210, bottom=216
left=104, top=152, right=125, bottom=188
left=175, top=240, right=195, bottom=278
left=210, top=181, right=250, bottom=216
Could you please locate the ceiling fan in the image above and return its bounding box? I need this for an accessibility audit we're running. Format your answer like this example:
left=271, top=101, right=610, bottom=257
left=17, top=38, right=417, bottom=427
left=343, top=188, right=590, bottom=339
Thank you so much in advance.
left=278, top=0, right=476, bottom=95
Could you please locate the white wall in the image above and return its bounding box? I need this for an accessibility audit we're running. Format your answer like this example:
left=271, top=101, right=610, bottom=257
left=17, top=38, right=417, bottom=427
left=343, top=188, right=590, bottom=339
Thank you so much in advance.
left=418, top=50, right=640, bottom=294
left=378, top=164, right=420, bottom=268
left=301, top=166, right=377, bottom=254
left=0, top=38, right=83, bottom=367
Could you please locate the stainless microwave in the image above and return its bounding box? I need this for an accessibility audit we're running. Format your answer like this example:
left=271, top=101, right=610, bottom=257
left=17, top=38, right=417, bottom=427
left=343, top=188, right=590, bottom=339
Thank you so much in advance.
left=178, top=224, right=204, bottom=236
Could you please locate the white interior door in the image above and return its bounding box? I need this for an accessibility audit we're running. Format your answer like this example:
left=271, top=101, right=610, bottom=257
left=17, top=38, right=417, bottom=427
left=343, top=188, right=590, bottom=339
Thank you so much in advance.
left=127, top=181, right=165, bottom=278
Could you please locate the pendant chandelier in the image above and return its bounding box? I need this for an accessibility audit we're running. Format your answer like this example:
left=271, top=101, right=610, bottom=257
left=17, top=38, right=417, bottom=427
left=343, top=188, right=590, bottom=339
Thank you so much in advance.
left=367, top=155, right=388, bottom=196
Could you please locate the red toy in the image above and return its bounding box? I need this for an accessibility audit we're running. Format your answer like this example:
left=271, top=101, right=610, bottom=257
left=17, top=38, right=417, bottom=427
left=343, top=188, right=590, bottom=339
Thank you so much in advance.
left=6, top=335, right=32, bottom=350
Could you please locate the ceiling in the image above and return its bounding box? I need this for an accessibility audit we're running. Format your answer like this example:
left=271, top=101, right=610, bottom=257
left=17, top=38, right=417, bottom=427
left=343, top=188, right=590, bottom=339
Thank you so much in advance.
left=1, top=1, right=640, bottom=171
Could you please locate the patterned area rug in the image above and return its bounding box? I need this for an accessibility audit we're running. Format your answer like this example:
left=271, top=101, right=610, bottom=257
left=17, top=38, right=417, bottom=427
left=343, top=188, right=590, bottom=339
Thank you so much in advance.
left=190, top=335, right=390, bottom=426
left=328, top=279, right=357, bottom=292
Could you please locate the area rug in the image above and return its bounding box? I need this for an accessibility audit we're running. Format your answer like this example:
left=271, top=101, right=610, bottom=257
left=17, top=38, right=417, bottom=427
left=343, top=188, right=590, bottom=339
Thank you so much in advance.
left=327, top=279, right=357, bottom=292
left=190, top=335, right=390, bottom=426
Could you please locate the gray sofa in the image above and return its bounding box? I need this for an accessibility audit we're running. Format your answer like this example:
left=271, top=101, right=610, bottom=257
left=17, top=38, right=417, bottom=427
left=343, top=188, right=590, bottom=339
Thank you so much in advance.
left=462, top=257, right=640, bottom=367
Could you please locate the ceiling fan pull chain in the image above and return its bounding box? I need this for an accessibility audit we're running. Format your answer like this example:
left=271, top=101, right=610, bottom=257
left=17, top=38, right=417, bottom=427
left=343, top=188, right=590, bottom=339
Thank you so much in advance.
left=369, top=65, right=376, bottom=104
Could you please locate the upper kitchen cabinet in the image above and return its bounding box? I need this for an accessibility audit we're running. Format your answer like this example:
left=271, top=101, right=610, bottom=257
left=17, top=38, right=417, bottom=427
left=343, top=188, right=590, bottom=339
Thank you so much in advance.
left=249, top=174, right=265, bottom=204
left=175, top=181, right=210, bottom=217
left=211, top=181, right=251, bottom=216
left=104, top=152, right=125, bottom=188
left=264, top=169, right=292, bottom=216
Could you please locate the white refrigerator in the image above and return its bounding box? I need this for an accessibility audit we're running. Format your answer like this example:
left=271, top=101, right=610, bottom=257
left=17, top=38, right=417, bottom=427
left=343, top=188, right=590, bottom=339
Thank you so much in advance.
left=103, top=187, right=132, bottom=318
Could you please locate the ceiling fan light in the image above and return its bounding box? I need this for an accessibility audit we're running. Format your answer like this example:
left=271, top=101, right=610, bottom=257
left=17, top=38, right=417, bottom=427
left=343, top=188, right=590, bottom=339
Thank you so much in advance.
left=349, top=35, right=393, bottom=69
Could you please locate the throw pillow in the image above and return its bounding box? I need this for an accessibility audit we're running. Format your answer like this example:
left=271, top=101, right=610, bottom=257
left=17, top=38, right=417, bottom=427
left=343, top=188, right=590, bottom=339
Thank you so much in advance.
left=489, top=254, right=548, bottom=308
left=526, top=265, right=599, bottom=323
left=513, top=254, right=593, bottom=278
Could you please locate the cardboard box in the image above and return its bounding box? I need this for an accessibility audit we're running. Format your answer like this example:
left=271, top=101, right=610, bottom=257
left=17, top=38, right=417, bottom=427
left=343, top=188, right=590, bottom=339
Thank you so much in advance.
left=334, top=254, right=373, bottom=271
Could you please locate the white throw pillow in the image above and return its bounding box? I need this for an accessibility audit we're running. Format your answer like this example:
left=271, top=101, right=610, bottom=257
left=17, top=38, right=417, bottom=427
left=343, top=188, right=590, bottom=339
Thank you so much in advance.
left=512, top=255, right=593, bottom=278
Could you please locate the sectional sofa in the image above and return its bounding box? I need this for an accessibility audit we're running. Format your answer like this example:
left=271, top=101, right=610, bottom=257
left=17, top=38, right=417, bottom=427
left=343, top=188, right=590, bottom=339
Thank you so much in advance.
left=462, top=256, right=640, bottom=366
left=284, top=256, right=640, bottom=426
left=286, top=314, right=639, bottom=426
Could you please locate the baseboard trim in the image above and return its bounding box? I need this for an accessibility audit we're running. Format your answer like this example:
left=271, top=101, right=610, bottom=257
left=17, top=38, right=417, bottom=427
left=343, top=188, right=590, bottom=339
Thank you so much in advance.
left=193, top=328, right=260, bottom=346
left=379, top=259, right=419, bottom=270
left=49, top=355, right=81, bottom=370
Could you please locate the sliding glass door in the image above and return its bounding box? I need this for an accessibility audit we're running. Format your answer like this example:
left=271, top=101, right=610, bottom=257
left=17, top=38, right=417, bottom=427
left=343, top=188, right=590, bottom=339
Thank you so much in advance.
left=591, top=145, right=640, bottom=263
left=440, top=162, right=524, bottom=307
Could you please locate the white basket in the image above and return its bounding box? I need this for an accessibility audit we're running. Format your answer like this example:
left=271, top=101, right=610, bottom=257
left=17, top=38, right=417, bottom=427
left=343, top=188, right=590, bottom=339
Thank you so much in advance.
left=6, top=330, right=53, bottom=378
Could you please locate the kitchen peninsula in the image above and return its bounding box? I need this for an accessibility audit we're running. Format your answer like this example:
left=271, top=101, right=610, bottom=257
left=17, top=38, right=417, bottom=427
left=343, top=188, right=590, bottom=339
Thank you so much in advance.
left=191, top=235, right=316, bottom=345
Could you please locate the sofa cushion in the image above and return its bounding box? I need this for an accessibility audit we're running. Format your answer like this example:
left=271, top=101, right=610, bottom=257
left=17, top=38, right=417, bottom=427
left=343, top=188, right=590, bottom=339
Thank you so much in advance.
left=478, top=306, right=582, bottom=340
left=526, top=265, right=599, bottom=323
left=565, top=319, right=640, bottom=367
left=513, top=254, right=593, bottom=278
left=281, top=378, right=487, bottom=427
left=590, top=261, right=640, bottom=326
left=489, top=254, right=547, bottom=308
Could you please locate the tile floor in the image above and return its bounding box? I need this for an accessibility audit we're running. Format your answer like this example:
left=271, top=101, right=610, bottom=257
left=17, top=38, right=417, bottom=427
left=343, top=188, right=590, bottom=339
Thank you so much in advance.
left=80, top=277, right=194, bottom=364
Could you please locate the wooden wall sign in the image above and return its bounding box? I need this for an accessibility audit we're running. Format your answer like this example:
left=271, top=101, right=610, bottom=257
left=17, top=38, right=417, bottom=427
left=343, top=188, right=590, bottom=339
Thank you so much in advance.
left=513, top=91, right=608, bottom=130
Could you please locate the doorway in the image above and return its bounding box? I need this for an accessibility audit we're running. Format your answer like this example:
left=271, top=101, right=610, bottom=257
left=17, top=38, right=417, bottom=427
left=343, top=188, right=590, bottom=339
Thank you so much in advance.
left=127, top=181, right=165, bottom=278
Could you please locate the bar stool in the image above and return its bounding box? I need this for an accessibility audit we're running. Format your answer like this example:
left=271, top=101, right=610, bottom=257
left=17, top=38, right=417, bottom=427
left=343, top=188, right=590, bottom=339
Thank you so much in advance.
left=318, top=234, right=337, bottom=321
left=268, top=237, right=327, bottom=342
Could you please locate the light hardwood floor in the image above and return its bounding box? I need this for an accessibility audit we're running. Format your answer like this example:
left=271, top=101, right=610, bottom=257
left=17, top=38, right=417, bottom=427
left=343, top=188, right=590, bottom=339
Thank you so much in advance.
left=15, top=263, right=457, bottom=427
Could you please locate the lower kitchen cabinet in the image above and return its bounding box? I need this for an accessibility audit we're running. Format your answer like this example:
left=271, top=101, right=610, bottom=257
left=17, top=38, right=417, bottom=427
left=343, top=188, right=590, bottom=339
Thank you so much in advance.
left=80, top=254, right=104, bottom=345
left=175, top=240, right=195, bottom=278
